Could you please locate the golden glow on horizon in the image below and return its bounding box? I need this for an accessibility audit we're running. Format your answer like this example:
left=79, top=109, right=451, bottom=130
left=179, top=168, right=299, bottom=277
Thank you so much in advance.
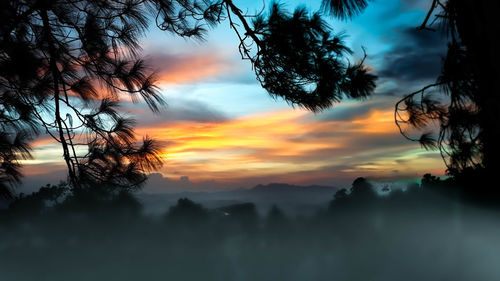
left=351, top=110, right=396, bottom=134
left=24, top=108, right=445, bottom=183
left=134, top=110, right=339, bottom=181
left=135, top=109, right=444, bottom=182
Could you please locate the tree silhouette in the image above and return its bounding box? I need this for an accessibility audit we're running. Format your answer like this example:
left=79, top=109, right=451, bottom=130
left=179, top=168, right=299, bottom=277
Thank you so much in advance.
left=226, top=2, right=377, bottom=111
left=350, top=177, right=376, bottom=198
left=323, top=0, right=500, bottom=178
left=1, top=0, right=376, bottom=192
left=166, top=198, right=208, bottom=225
left=1, top=0, right=174, bottom=189
left=322, top=0, right=371, bottom=20
left=0, top=131, right=31, bottom=199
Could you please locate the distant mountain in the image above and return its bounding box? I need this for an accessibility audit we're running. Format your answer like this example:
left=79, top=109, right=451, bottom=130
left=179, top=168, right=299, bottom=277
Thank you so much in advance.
left=138, top=182, right=339, bottom=216
left=250, top=183, right=337, bottom=194
left=240, top=183, right=338, bottom=206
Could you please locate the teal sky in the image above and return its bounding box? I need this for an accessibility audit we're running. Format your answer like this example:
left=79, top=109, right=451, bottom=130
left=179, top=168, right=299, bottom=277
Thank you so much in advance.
left=23, top=0, right=448, bottom=192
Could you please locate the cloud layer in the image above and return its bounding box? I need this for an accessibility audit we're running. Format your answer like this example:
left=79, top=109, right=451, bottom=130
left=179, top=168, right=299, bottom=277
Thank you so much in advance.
left=376, top=27, right=448, bottom=97
left=18, top=0, right=449, bottom=192
left=132, top=97, right=445, bottom=189
left=23, top=95, right=446, bottom=192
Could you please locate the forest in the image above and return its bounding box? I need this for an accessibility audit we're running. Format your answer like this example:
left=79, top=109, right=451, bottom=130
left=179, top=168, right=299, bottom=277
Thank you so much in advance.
left=1, top=0, right=499, bottom=280
left=2, top=176, right=500, bottom=281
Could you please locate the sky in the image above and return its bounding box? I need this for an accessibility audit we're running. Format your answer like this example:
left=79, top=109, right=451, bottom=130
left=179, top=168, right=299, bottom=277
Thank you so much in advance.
left=20, top=0, right=449, bottom=192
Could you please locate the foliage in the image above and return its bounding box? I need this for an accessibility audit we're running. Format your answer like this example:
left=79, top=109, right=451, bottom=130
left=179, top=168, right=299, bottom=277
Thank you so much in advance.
left=324, top=0, right=500, bottom=177
left=2, top=177, right=500, bottom=281
left=228, top=2, right=377, bottom=111
left=0, top=0, right=377, bottom=197
left=0, top=131, right=31, bottom=200
left=0, top=0, right=183, bottom=190
left=321, top=0, right=371, bottom=20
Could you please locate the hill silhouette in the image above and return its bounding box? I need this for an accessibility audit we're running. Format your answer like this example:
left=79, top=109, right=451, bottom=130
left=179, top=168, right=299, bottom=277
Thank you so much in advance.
left=251, top=182, right=337, bottom=193
left=136, top=182, right=338, bottom=215
left=1, top=175, right=500, bottom=281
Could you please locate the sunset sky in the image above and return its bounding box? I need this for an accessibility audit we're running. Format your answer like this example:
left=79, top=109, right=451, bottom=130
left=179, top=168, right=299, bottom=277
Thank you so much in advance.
left=21, top=0, right=448, bottom=192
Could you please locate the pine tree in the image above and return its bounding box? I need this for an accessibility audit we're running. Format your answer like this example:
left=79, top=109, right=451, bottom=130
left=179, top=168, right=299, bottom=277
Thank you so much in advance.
left=0, top=0, right=376, bottom=197
left=323, top=0, right=500, bottom=179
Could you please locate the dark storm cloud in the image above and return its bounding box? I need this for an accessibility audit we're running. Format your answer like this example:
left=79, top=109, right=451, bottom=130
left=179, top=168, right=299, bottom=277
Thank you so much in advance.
left=315, top=100, right=387, bottom=122
left=122, top=98, right=229, bottom=128
left=160, top=99, right=229, bottom=123
left=378, top=27, right=447, bottom=83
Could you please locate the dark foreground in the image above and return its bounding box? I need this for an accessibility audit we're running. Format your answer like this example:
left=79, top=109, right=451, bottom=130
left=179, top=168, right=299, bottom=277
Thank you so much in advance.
left=1, top=177, right=499, bottom=281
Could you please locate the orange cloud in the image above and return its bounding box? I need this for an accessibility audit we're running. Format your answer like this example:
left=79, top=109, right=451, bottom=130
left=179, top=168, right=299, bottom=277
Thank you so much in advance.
left=135, top=108, right=445, bottom=184
left=61, top=51, right=236, bottom=102
left=147, top=51, right=238, bottom=85
left=157, top=56, right=229, bottom=84
left=30, top=136, right=56, bottom=147
left=26, top=106, right=446, bottom=186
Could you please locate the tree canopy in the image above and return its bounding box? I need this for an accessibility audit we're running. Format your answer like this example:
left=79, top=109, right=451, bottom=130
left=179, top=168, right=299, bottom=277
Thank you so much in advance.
left=324, top=0, right=500, bottom=179
left=0, top=0, right=376, bottom=197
